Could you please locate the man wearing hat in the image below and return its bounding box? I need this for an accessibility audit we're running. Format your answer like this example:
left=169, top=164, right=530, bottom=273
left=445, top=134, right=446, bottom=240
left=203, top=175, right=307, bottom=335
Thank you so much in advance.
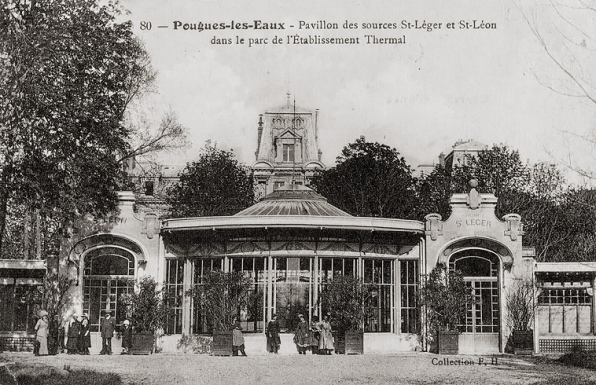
left=100, top=309, right=116, bottom=355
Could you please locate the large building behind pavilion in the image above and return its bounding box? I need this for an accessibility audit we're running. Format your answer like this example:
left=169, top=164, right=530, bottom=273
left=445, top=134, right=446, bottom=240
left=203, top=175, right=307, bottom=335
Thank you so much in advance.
left=252, top=93, right=325, bottom=198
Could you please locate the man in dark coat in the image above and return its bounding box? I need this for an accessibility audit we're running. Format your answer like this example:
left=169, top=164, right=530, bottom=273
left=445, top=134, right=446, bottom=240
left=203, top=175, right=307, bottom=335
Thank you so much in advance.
left=266, top=314, right=281, bottom=354
left=100, top=310, right=116, bottom=355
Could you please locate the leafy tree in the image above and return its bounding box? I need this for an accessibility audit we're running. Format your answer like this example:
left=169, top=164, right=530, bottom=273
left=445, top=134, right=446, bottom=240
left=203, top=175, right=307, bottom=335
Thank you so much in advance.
left=40, top=272, right=75, bottom=323
left=451, top=144, right=531, bottom=202
left=415, top=144, right=533, bottom=220
left=415, top=165, right=453, bottom=220
left=1, top=0, right=130, bottom=258
left=416, top=144, right=596, bottom=262
left=311, top=136, right=418, bottom=219
left=166, top=142, right=255, bottom=217
left=0, top=0, right=186, bottom=260
left=537, top=188, right=596, bottom=262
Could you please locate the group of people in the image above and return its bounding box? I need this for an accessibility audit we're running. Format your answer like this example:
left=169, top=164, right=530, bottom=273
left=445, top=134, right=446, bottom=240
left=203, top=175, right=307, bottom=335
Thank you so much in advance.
left=33, top=309, right=133, bottom=356
left=65, top=313, right=92, bottom=355
left=266, top=313, right=335, bottom=355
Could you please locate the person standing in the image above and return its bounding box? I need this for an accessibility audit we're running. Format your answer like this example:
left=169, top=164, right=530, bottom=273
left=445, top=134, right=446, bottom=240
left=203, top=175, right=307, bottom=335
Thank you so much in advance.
left=318, top=314, right=334, bottom=355
left=48, top=315, right=60, bottom=355
left=266, top=314, right=281, bottom=354
left=34, top=311, right=49, bottom=356
left=79, top=314, right=91, bottom=355
left=100, top=310, right=116, bottom=355
left=293, top=314, right=310, bottom=354
left=121, top=319, right=132, bottom=354
left=232, top=317, right=247, bottom=356
left=66, top=314, right=81, bottom=354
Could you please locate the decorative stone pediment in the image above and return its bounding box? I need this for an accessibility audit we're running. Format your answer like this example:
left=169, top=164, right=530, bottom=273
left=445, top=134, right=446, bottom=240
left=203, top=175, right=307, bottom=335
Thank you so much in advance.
left=424, top=180, right=525, bottom=272
left=279, top=129, right=301, bottom=140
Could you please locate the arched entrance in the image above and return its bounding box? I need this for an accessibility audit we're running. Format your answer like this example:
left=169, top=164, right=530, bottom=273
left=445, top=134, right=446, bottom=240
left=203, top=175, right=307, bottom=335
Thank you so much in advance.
left=82, top=246, right=136, bottom=331
left=449, top=249, right=501, bottom=353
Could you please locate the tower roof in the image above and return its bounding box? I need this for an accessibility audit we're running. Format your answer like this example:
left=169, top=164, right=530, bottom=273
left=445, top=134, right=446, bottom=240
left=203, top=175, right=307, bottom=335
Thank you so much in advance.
left=234, top=184, right=351, bottom=217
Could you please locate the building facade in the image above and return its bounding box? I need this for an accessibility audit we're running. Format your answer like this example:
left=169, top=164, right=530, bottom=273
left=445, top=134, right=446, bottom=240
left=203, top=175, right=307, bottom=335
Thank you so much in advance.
left=252, top=93, right=325, bottom=198
left=2, top=100, right=596, bottom=355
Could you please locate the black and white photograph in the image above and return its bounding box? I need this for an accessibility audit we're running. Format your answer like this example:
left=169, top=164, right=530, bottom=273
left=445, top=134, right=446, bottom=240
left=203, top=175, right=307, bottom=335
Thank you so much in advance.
left=2, top=0, right=596, bottom=384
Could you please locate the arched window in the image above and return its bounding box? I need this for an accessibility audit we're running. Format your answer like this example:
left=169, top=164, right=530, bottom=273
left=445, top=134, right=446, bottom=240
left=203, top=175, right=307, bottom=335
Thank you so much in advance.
left=449, top=249, right=500, bottom=336
left=83, top=247, right=135, bottom=331
left=449, top=249, right=499, bottom=278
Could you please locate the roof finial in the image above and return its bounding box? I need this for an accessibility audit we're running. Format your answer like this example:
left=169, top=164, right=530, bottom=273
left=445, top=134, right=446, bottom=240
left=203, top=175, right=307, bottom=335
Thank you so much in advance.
left=286, top=91, right=291, bottom=108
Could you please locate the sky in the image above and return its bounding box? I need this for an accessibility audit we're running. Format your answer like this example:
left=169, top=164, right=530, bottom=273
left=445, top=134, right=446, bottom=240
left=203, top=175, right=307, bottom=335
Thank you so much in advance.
left=120, top=0, right=596, bottom=184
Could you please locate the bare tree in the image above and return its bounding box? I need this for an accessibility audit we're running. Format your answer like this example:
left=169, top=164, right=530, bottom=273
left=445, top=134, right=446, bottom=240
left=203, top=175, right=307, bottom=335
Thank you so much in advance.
left=117, top=39, right=189, bottom=167
left=521, top=1, right=596, bottom=181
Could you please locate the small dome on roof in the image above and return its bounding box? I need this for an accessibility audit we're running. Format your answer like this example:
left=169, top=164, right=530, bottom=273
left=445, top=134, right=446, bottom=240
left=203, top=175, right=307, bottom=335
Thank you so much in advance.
left=234, top=184, right=351, bottom=217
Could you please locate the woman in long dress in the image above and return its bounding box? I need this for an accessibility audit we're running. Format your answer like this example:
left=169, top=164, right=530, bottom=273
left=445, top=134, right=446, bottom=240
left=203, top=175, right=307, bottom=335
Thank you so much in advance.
left=79, top=315, right=91, bottom=355
left=293, top=314, right=310, bottom=354
left=35, top=312, right=49, bottom=356
left=66, top=315, right=81, bottom=354
left=318, top=314, right=334, bottom=355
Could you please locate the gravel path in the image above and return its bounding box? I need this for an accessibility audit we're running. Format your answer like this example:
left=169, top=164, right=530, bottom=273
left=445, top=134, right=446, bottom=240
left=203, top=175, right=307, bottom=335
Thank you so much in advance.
left=3, top=352, right=596, bottom=385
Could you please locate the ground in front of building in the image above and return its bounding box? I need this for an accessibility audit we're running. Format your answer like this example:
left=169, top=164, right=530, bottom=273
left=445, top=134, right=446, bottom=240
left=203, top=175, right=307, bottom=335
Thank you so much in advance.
left=2, top=352, right=596, bottom=385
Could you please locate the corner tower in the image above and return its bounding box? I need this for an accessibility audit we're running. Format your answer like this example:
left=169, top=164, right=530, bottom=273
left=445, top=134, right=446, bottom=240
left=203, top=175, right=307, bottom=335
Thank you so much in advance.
left=252, top=93, right=325, bottom=198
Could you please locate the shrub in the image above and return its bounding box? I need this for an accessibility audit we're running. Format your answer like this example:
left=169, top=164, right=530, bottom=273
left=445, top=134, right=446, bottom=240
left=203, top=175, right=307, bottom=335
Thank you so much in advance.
left=187, top=270, right=252, bottom=332
left=120, top=276, right=167, bottom=333
left=419, top=265, right=474, bottom=333
left=558, top=351, right=596, bottom=370
left=318, top=274, right=375, bottom=332
left=506, top=279, right=535, bottom=331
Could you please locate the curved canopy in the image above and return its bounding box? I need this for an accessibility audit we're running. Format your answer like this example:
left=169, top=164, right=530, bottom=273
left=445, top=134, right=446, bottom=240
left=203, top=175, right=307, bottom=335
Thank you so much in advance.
left=162, top=184, right=424, bottom=234
left=235, top=184, right=351, bottom=217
